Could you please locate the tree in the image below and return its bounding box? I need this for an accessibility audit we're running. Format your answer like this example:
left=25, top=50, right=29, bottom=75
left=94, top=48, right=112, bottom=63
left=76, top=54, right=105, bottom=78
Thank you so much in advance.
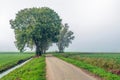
left=10, top=7, right=62, bottom=56
left=42, top=40, right=52, bottom=54
left=56, top=23, right=75, bottom=53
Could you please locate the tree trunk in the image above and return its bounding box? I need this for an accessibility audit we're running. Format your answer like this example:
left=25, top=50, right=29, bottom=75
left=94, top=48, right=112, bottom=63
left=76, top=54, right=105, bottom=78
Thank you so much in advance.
left=58, top=44, right=64, bottom=53
left=36, top=46, right=42, bottom=56
left=59, top=50, right=64, bottom=53
left=59, top=47, right=64, bottom=53
left=43, top=49, right=45, bottom=54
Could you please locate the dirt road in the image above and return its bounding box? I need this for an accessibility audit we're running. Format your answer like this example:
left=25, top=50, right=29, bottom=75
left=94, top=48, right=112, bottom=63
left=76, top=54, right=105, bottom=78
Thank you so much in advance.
left=46, top=56, right=98, bottom=80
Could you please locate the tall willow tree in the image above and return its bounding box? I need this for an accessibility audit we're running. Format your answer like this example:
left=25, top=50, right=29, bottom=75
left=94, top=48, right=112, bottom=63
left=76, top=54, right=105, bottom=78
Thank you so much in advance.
left=57, top=23, right=75, bottom=53
left=10, top=7, right=62, bottom=56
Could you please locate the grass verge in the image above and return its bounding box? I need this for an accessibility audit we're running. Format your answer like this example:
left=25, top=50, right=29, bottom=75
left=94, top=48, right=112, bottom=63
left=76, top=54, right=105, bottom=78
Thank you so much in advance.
left=1, top=56, right=46, bottom=80
left=55, top=54, right=120, bottom=80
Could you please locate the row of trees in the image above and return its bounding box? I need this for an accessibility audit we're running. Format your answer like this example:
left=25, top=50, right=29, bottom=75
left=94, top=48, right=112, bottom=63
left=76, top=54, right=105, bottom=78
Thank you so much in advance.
left=10, top=7, right=74, bottom=56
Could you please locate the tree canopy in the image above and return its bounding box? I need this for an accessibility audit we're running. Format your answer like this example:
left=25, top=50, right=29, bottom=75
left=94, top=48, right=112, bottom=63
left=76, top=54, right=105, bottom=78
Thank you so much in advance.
left=57, top=23, right=75, bottom=53
left=10, top=7, right=62, bottom=56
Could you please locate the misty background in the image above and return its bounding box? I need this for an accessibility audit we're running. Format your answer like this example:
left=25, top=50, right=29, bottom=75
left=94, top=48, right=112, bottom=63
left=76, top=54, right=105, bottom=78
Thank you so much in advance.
left=0, top=0, right=120, bottom=52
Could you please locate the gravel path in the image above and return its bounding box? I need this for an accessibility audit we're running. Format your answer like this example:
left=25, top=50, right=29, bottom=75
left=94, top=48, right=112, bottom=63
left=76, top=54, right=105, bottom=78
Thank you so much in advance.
left=46, top=56, right=98, bottom=80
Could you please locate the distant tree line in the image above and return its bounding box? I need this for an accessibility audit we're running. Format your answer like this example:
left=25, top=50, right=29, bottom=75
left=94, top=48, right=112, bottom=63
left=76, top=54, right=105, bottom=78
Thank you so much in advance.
left=10, top=7, right=74, bottom=56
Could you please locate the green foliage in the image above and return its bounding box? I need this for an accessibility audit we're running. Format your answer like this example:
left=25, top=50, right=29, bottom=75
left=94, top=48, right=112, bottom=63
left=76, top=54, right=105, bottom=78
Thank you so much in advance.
left=56, top=23, right=75, bottom=53
left=55, top=54, right=120, bottom=80
left=1, top=57, right=46, bottom=80
left=0, top=53, right=33, bottom=72
left=10, top=7, right=62, bottom=55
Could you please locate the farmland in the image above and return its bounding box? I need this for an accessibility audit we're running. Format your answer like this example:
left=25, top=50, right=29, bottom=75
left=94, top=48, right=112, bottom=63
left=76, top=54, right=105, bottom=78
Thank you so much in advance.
left=1, top=52, right=120, bottom=80
left=1, top=56, right=46, bottom=80
left=54, top=53, right=120, bottom=80
left=55, top=53, right=120, bottom=68
left=0, top=52, right=34, bottom=73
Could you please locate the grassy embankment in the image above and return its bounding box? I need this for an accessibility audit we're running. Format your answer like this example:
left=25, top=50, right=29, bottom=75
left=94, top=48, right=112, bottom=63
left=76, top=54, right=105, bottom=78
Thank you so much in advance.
left=1, top=56, right=46, bottom=80
left=54, top=53, right=120, bottom=80
left=0, top=52, right=34, bottom=73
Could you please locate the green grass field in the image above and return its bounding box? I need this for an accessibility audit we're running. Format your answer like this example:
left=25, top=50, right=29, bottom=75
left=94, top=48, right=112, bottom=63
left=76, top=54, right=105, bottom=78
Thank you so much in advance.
left=1, top=56, right=46, bottom=80
left=1, top=52, right=120, bottom=80
left=54, top=53, right=120, bottom=80
left=0, top=52, right=34, bottom=72
left=62, top=53, right=120, bottom=69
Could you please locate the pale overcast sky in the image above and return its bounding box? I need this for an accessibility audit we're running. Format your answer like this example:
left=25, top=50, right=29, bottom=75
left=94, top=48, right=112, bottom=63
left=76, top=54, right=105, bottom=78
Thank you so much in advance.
left=0, top=0, right=120, bottom=52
